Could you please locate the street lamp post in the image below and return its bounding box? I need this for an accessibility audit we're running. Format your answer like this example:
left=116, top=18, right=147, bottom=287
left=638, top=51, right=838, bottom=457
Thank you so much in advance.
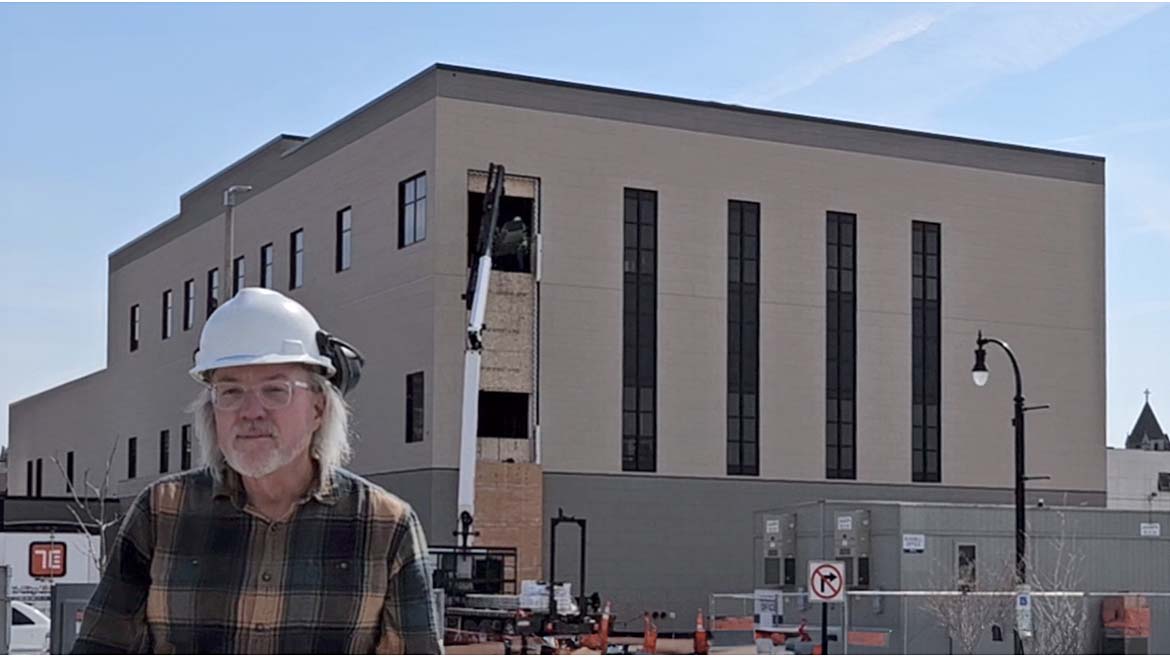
left=971, top=330, right=1026, bottom=655
left=223, top=185, right=253, bottom=300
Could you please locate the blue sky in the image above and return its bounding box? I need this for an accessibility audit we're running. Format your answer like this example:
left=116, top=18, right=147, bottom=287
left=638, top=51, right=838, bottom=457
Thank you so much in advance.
left=1, top=3, right=1167, bottom=450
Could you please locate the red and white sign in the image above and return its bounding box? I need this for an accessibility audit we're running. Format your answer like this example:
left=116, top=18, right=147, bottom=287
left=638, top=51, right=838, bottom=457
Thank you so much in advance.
left=29, top=542, right=67, bottom=578
left=808, top=560, right=845, bottom=603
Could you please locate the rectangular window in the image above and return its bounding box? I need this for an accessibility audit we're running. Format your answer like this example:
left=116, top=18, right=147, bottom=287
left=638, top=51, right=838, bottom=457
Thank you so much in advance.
left=66, top=451, right=74, bottom=494
left=728, top=200, right=761, bottom=476
left=260, top=243, right=274, bottom=289
left=181, top=424, right=192, bottom=470
left=336, top=207, right=352, bottom=272
left=477, top=391, right=529, bottom=439
left=233, top=256, right=246, bottom=295
left=405, top=371, right=425, bottom=443
left=1158, top=472, right=1170, bottom=492
left=35, top=458, right=43, bottom=498
left=207, top=268, right=220, bottom=316
left=623, top=188, right=657, bottom=472
left=289, top=229, right=304, bottom=289
left=159, top=429, right=170, bottom=473
left=912, top=221, right=942, bottom=482
left=826, top=212, right=856, bottom=480
left=129, top=304, right=140, bottom=352
left=957, top=543, right=977, bottom=586
left=128, top=437, right=137, bottom=479
left=26, top=461, right=32, bottom=496
left=162, top=289, right=173, bottom=339
left=399, top=172, right=427, bottom=248
left=183, top=279, right=196, bottom=330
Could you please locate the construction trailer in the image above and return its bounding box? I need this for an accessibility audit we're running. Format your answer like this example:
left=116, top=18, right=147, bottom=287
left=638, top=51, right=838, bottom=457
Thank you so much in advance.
left=745, top=500, right=1170, bottom=654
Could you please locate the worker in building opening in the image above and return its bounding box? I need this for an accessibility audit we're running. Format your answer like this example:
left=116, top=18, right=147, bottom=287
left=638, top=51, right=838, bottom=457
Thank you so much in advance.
left=72, top=288, right=443, bottom=654
left=494, top=215, right=530, bottom=272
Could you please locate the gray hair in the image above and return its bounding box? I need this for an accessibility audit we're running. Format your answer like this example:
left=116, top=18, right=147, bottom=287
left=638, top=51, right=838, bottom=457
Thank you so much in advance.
left=189, top=370, right=352, bottom=482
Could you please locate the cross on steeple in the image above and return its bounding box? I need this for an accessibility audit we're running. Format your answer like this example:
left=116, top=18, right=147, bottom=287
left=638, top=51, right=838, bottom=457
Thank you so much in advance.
left=1146, top=389, right=1152, bottom=404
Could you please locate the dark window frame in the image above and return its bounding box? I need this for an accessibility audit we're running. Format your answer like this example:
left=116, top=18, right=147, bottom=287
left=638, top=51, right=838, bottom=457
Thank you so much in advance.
left=182, top=279, right=196, bottom=330
left=128, top=437, right=137, bottom=479
left=207, top=268, right=220, bottom=317
left=826, top=211, right=857, bottom=480
left=260, top=243, right=274, bottom=289
left=35, top=457, right=43, bottom=498
left=129, top=304, right=140, bottom=352
left=233, top=256, right=246, bottom=295
left=289, top=228, right=305, bottom=289
left=405, top=371, right=425, bottom=443
left=162, top=289, right=173, bottom=339
left=622, top=188, right=658, bottom=472
left=66, top=451, right=74, bottom=494
left=336, top=207, right=352, bottom=272
left=398, top=172, right=428, bottom=248
left=912, top=221, right=942, bottom=482
left=1158, top=472, right=1170, bottom=492
left=728, top=199, right=761, bottom=476
left=159, top=429, right=170, bottom=474
left=26, top=461, right=33, bottom=496
left=181, top=424, right=192, bottom=470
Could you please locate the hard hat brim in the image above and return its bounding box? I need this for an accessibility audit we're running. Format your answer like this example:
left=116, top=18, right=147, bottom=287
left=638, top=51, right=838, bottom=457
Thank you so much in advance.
left=189, top=352, right=336, bottom=382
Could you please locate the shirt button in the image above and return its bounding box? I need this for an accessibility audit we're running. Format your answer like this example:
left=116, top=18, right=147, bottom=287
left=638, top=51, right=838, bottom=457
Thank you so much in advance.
left=339, top=561, right=349, bottom=570
left=261, top=572, right=272, bottom=582
left=268, top=525, right=278, bottom=533
left=256, top=623, right=266, bottom=632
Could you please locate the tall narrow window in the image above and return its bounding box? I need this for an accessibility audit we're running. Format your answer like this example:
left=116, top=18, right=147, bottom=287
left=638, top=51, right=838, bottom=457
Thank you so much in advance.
left=183, top=279, right=196, bottom=330
left=66, top=451, right=75, bottom=494
left=913, top=221, right=942, bottom=482
left=622, top=188, right=657, bottom=472
left=336, top=207, right=352, bottom=272
left=26, top=461, right=32, bottom=496
left=181, top=424, right=192, bottom=470
left=289, top=229, right=304, bottom=289
left=826, top=212, right=856, bottom=480
left=405, top=371, right=425, bottom=443
left=129, top=304, right=140, bottom=352
left=233, top=256, right=246, bottom=295
left=159, top=429, right=170, bottom=473
left=260, top=243, right=274, bottom=289
left=728, top=200, right=761, bottom=476
left=399, top=172, right=427, bottom=248
left=207, top=268, right=220, bottom=316
left=162, top=289, right=173, bottom=339
left=35, top=458, right=43, bottom=498
left=128, top=437, right=137, bottom=479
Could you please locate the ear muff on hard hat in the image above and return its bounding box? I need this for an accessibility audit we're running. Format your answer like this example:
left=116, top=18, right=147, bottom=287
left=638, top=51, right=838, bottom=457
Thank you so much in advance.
left=316, top=331, right=365, bottom=395
left=190, top=288, right=364, bottom=396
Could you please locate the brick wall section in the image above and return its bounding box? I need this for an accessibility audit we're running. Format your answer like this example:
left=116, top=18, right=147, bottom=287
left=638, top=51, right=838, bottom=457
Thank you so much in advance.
left=474, top=461, right=544, bottom=582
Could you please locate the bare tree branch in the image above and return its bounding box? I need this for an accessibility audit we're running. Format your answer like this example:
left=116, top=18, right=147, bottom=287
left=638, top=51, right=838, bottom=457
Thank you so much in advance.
left=48, top=441, right=123, bottom=573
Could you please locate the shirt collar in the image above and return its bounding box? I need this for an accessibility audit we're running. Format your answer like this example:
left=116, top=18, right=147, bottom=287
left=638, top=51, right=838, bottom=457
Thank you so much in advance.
left=212, top=461, right=340, bottom=507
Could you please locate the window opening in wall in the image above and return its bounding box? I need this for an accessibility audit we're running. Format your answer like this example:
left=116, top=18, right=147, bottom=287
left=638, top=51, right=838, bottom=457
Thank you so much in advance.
left=468, top=192, right=535, bottom=273
left=957, top=543, right=977, bottom=589
left=477, top=391, right=529, bottom=439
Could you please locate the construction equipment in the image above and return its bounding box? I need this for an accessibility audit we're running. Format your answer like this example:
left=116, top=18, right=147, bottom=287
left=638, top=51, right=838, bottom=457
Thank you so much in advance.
left=455, top=162, right=508, bottom=547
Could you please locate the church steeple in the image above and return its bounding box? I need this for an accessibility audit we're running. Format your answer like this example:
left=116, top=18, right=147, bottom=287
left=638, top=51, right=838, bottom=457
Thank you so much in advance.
left=1126, top=392, right=1169, bottom=450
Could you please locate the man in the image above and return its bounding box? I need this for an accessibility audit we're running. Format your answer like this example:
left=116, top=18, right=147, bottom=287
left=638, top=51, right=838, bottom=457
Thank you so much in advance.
left=73, top=288, right=444, bottom=654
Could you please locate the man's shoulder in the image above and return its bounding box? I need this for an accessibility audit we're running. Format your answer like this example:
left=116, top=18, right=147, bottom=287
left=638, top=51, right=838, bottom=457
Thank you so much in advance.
left=136, top=468, right=216, bottom=512
left=331, top=468, right=416, bottom=523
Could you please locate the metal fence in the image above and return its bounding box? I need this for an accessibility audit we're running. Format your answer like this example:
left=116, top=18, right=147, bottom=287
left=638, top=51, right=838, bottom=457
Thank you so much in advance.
left=709, top=590, right=1170, bottom=654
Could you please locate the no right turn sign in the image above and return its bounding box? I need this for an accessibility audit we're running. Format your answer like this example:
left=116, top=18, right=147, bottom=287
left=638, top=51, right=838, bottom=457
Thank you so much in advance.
left=808, top=560, right=846, bottom=603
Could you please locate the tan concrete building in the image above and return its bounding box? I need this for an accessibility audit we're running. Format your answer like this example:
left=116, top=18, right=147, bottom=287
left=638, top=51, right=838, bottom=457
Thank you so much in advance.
left=7, top=64, right=1106, bottom=626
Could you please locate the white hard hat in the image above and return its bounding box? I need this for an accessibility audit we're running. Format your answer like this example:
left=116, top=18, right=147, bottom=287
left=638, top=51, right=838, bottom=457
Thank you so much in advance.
left=190, top=287, right=336, bottom=382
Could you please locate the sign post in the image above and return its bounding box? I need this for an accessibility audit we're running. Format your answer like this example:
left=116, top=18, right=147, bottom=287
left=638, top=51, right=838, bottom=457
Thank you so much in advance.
left=1016, top=585, right=1033, bottom=640
left=809, top=560, right=846, bottom=654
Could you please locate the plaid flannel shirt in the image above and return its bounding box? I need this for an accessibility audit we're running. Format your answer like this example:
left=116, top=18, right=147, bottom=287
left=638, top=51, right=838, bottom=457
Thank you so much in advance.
left=72, top=466, right=443, bottom=654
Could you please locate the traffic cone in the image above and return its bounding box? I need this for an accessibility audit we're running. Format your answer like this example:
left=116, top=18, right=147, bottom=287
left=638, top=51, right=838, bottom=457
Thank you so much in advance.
left=581, top=601, right=612, bottom=651
left=642, top=611, right=658, bottom=654
left=693, top=609, right=709, bottom=655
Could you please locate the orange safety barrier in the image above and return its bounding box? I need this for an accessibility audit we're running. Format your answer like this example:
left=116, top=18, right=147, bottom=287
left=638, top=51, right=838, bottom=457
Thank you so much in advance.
left=693, top=609, right=709, bottom=655
left=642, top=611, right=659, bottom=654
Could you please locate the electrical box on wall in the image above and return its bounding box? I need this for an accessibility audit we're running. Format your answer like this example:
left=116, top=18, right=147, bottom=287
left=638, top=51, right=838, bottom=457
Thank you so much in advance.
left=833, top=510, right=871, bottom=588
left=761, top=513, right=797, bottom=587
